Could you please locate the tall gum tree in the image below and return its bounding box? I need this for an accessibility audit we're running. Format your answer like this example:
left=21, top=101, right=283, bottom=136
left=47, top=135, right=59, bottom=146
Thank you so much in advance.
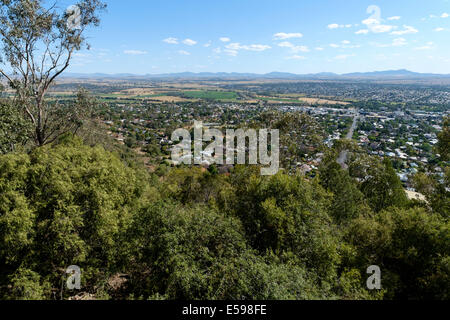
left=0, top=0, right=106, bottom=146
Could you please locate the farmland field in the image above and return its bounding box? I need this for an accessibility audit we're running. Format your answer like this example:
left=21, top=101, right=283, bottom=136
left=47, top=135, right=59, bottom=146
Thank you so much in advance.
left=181, top=90, right=238, bottom=100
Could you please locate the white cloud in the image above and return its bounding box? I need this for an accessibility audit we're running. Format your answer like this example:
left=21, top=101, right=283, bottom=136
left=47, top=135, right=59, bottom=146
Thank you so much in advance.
left=163, top=37, right=178, bottom=44
left=204, top=41, right=212, bottom=47
left=442, top=13, right=449, bottom=18
left=328, top=23, right=339, bottom=29
left=292, top=45, right=309, bottom=53
left=372, top=38, right=407, bottom=48
left=226, top=43, right=240, bottom=50
left=392, top=38, right=407, bottom=47
left=247, top=44, right=272, bottom=51
left=434, top=27, right=445, bottom=32
left=328, top=24, right=352, bottom=30
left=362, top=17, right=395, bottom=33
left=329, top=41, right=360, bottom=49
left=273, top=32, right=303, bottom=40
left=277, top=41, right=309, bottom=52
left=362, top=18, right=378, bottom=26
left=355, top=29, right=369, bottom=35
left=183, top=39, right=197, bottom=46
left=74, top=52, right=91, bottom=58
left=387, top=16, right=401, bottom=21
left=390, top=25, right=418, bottom=35
left=278, top=41, right=294, bottom=48
left=224, top=49, right=238, bottom=56
left=124, top=50, right=148, bottom=55
left=224, top=43, right=271, bottom=55
left=220, top=37, right=231, bottom=42
left=371, top=24, right=395, bottom=33
left=315, top=47, right=324, bottom=51
left=178, top=50, right=191, bottom=55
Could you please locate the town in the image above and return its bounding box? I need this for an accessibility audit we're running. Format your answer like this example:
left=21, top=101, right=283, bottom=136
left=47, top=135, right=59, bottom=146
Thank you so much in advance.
left=47, top=78, right=448, bottom=198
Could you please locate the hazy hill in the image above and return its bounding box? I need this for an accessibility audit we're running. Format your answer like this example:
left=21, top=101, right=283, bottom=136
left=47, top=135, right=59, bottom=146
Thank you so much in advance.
left=62, top=69, right=450, bottom=80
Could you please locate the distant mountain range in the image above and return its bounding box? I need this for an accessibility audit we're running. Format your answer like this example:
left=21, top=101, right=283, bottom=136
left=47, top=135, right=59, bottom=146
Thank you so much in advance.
left=62, top=69, right=450, bottom=80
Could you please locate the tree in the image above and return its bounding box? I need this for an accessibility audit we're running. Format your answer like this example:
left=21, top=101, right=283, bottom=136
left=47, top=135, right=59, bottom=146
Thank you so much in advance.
left=319, top=157, right=365, bottom=221
left=360, top=158, right=408, bottom=212
left=126, top=201, right=339, bottom=300
left=6, top=268, right=50, bottom=300
left=255, top=111, right=325, bottom=168
left=225, top=166, right=340, bottom=281
left=0, top=137, right=151, bottom=299
left=0, top=100, right=32, bottom=153
left=436, top=117, right=449, bottom=161
left=0, top=0, right=106, bottom=146
left=412, top=138, right=449, bottom=218
left=412, top=172, right=436, bottom=198
left=344, top=207, right=450, bottom=299
left=0, top=152, right=34, bottom=272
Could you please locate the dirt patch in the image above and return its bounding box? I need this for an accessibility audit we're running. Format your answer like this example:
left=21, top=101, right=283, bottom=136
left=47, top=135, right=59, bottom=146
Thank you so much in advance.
left=147, top=95, right=192, bottom=102
left=299, top=97, right=350, bottom=105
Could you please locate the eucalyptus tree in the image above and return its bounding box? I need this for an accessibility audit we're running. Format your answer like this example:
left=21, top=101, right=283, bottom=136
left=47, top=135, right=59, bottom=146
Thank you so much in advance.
left=436, top=117, right=449, bottom=161
left=0, top=0, right=106, bottom=146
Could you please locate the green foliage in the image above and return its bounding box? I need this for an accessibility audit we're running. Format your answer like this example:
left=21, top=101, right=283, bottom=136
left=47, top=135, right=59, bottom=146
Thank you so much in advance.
left=127, top=201, right=334, bottom=300
left=412, top=172, right=436, bottom=197
left=0, top=137, right=152, bottom=298
left=360, top=158, right=408, bottom=212
left=224, top=166, right=340, bottom=281
left=0, top=153, right=34, bottom=266
left=255, top=111, right=325, bottom=167
left=0, top=138, right=447, bottom=300
left=0, top=102, right=32, bottom=154
left=181, top=91, right=238, bottom=100
left=6, top=268, right=50, bottom=300
left=412, top=171, right=449, bottom=218
left=128, top=201, right=246, bottom=299
left=345, top=207, right=450, bottom=299
left=319, top=157, right=365, bottom=221
left=436, top=117, right=449, bottom=161
left=0, top=0, right=446, bottom=304
left=163, top=167, right=227, bottom=205
left=0, top=0, right=106, bottom=146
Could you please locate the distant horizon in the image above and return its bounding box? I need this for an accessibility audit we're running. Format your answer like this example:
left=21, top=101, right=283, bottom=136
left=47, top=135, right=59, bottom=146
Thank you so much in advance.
left=63, top=68, right=450, bottom=76
left=62, top=69, right=450, bottom=80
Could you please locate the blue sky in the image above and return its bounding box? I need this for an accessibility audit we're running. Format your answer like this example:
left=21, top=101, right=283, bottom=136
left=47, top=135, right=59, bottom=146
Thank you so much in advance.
left=62, top=0, right=450, bottom=74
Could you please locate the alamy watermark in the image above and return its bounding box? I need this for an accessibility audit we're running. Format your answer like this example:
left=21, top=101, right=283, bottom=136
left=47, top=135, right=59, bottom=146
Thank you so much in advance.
left=366, top=265, right=381, bottom=290
left=66, top=265, right=81, bottom=290
left=171, top=121, right=280, bottom=175
left=66, top=5, right=82, bottom=31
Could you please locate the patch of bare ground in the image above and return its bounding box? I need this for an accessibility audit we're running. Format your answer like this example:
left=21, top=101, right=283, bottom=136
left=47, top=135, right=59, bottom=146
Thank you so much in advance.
left=299, top=97, right=350, bottom=105
left=68, top=274, right=129, bottom=300
left=147, top=96, right=192, bottom=102
left=116, top=88, right=156, bottom=95
left=108, top=273, right=128, bottom=291
left=68, top=293, right=96, bottom=300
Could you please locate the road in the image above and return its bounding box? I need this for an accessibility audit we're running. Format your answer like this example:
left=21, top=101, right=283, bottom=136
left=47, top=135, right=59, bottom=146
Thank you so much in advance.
left=337, top=110, right=359, bottom=168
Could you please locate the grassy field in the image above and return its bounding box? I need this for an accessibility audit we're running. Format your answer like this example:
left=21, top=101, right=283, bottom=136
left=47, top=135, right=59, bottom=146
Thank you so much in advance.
left=46, top=87, right=350, bottom=106
left=181, top=90, right=238, bottom=100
